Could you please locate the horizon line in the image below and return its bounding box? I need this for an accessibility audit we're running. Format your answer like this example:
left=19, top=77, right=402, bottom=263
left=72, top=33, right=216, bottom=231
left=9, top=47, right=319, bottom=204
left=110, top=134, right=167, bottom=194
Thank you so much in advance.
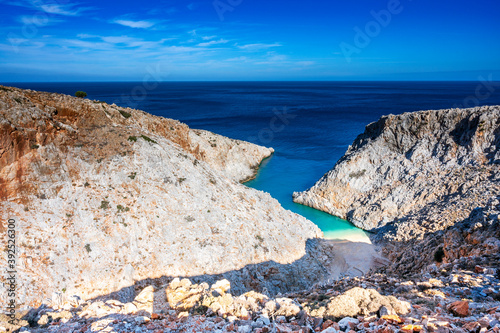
left=3, top=79, right=500, bottom=84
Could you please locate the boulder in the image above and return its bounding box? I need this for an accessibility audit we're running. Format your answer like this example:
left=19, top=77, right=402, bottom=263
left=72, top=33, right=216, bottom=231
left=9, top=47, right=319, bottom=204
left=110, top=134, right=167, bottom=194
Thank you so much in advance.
left=324, top=287, right=410, bottom=319
left=447, top=300, right=469, bottom=317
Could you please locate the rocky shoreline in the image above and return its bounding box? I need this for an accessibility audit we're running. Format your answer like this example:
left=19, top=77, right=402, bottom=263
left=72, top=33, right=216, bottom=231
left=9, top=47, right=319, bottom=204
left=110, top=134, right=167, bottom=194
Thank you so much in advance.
left=293, top=105, right=500, bottom=239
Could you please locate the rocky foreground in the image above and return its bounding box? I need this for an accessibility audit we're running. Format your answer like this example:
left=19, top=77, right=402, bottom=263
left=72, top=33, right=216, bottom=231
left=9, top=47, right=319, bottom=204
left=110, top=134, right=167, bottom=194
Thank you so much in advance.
left=2, top=252, right=499, bottom=332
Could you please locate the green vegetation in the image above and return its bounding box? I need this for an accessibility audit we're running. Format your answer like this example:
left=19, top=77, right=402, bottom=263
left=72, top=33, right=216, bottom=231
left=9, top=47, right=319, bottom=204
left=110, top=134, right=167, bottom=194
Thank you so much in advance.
left=140, top=135, right=157, bottom=144
left=117, top=205, right=130, bottom=213
left=349, top=169, right=366, bottom=178
left=478, top=120, right=486, bottom=131
left=128, top=172, right=137, bottom=180
left=0, top=86, right=10, bottom=92
left=85, top=244, right=92, bottom=253
left=119, top=110, right=132, bottom=118
left=75, top=91, right=87, bottom=98
left=255, top=235, right=264, bottom=242
left=100, top=200, right=110, bottom=210
left=84, top=181, right=90, bottom=187
left=178, top=177, right=186, bottom=184
left=128, top=136, right=138, bottom=142
left=30, top=144, right=39, bottom=149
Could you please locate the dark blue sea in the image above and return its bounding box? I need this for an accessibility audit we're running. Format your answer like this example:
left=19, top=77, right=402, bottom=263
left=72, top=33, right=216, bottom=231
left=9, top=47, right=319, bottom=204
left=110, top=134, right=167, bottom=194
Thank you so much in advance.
left=9, top=81, right=500, bottom=240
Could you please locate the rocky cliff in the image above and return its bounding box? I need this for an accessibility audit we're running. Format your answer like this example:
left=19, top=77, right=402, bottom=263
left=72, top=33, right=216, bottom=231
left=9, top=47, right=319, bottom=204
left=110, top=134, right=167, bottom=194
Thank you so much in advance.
left=293, top=106, right=500, bottom=240
left=0, top=86, right=331, bottom=308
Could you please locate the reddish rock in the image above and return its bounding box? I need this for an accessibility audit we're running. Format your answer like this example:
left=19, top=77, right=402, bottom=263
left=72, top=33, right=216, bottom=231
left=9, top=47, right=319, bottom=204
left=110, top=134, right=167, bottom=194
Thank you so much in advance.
left=321, top=320, right=334, bottom=330
left=276, top=324, right=292, bottom=333
left=447, top=301, right=469, bottom=317
left=255, top=328, right=269, bottom=333
left=487, top=306, right=499, bottom=314
left=463, top=321, right=481, bottom=332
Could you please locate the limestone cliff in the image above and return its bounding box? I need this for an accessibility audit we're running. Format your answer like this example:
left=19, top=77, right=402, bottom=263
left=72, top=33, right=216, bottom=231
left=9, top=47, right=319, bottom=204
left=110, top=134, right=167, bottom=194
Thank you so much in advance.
left=293, top=106, right=500, bottom=239
left=0, top=86, right=327, bottom=307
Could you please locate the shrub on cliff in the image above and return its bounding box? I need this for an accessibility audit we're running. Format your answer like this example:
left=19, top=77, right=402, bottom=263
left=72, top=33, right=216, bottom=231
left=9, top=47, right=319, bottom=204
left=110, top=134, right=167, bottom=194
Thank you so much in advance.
left=75, top=91, right=87, bottom=98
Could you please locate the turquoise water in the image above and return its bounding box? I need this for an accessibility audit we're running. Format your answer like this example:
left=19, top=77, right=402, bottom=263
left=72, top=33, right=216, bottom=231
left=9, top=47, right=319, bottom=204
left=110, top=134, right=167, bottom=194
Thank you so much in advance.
left=12, top=81, right=500, bottom=240
left=244, top=151, right=370, bottom=241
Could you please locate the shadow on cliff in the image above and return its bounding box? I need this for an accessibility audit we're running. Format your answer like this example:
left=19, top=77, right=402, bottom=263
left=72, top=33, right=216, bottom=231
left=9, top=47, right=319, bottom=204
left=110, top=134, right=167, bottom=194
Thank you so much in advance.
left=369, top=196, right=500, bottom=277
left=450, top=115, right=480, bottom=147
left=83, top=237, right=384, bottom=314
left=14, top=238, right=386, bottom=330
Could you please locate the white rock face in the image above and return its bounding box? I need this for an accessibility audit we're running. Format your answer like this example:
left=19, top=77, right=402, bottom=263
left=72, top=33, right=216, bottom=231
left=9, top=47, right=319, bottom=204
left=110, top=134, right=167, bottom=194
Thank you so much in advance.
left=0, top=86, right=323, bottom=307
left=293, top=106, right=500, bottom=238
left=189, top=129, right=274, bottom=182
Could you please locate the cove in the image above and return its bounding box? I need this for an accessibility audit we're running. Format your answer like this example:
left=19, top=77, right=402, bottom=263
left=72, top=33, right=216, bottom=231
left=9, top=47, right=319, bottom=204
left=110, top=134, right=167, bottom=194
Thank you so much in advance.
left=244, top=151, right=370, bottom=242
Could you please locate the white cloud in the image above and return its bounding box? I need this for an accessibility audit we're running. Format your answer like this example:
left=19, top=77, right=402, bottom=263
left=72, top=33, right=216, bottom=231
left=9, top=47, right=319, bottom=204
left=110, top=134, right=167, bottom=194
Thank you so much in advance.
left=77, top=34, right=97, bottom=39
left=101, top=36, right=137, bottom=44
left=237, top=43, right=282, bottom=51
left=39, top=3, right=82, bottom=16
left=160, top=45, right=204, bottom=53
left=7, top=37, right=30, bottom=45
left=113, top=19, right=155, bottom=29
left=7, top=0, right=91, bottom=16
left=225, top=56, right=249, bottom=62
left=63, top=39, right=111, bottom=50
left=18, top=15, right=61, bottom=26
left=74, top=34, right=173, bottom=50
left=202, top=35, right=216, bottom=40
left=197, top=39, right=228, bottom=47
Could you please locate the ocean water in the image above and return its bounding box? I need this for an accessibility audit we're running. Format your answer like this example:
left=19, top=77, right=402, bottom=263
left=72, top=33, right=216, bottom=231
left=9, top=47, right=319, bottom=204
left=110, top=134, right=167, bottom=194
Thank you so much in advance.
left=9, top=81, right=500, bottom=241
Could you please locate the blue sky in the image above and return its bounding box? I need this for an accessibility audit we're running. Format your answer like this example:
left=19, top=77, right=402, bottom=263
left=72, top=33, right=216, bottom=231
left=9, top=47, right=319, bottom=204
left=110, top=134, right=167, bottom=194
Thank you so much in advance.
left=1, top=0, right=499, bottom=81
